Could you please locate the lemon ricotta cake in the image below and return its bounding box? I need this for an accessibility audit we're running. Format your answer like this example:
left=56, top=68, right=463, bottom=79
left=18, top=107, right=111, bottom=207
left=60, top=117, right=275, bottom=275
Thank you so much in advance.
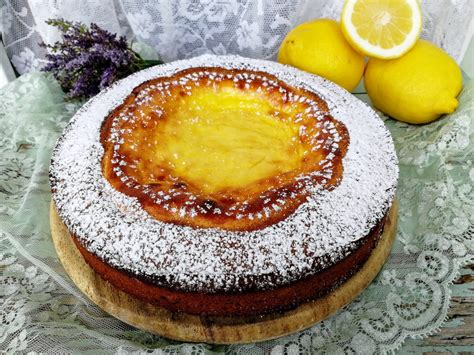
left=50, top=55, right=398, bottom=316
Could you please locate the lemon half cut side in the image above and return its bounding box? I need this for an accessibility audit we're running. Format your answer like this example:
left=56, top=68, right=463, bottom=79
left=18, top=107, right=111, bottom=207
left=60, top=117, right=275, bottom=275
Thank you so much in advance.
left=341, top=0, right=422, bottom=59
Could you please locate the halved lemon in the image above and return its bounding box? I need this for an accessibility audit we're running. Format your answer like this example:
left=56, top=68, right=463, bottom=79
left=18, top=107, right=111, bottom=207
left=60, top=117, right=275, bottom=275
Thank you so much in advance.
left=341, top=0, right=422, bottom=59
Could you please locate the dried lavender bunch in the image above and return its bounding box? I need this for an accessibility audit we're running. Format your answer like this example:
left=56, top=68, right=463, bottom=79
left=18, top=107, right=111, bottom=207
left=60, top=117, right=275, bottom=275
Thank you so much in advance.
left=41, top=19, right=162, bottom=100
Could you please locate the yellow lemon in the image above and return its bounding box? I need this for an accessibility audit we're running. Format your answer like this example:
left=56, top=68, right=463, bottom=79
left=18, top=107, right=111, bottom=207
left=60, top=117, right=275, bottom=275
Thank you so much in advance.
left=365, top=40, right=462, bottom=124
left=341, top=0, right=422, bottom=59
left=278, top=19, right=365, bottom=92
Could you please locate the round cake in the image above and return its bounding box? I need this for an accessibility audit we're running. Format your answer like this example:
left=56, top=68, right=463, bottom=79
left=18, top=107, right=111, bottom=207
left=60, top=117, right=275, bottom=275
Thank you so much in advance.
left=50, top=55, right=398, bottom=317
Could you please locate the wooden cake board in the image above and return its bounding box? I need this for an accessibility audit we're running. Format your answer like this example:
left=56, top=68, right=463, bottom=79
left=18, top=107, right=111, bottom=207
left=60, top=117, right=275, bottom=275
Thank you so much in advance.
left=50, top=201, right=397, bottom=344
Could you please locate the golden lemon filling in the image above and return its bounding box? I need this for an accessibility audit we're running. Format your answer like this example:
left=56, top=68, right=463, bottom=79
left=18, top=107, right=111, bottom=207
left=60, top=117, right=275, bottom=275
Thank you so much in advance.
left=137, top=87, right=306, bottom=194
left=102, top=67, right=348, bottom=230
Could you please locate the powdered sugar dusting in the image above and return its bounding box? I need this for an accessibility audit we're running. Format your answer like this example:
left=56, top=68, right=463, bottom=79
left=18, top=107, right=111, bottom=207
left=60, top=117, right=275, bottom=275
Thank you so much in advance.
left=50, top=55, right=398, bottom=293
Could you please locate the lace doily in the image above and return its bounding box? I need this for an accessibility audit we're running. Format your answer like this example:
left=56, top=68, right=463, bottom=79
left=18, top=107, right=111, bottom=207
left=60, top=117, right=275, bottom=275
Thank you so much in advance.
left=1, top=0, right=473, bottom=74
left=0, top=69, right=472, bottom=353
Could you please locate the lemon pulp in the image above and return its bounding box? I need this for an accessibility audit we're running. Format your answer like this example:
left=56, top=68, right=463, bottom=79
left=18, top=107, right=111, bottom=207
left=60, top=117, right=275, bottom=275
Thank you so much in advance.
left=352, top=0, right=413, bottom=48
left=341, top=0, right=422, bottom=59
left=147, top=87, right=305, bottom=194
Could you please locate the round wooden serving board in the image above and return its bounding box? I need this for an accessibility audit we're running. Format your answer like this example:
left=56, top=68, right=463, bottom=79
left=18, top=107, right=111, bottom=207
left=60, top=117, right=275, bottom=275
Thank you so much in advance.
left=50, top=201, right=397, bottom=344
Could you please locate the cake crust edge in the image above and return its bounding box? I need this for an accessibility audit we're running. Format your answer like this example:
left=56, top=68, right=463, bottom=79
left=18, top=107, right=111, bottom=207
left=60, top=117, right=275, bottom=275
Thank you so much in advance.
left=67, top=208, right=388, bottom=317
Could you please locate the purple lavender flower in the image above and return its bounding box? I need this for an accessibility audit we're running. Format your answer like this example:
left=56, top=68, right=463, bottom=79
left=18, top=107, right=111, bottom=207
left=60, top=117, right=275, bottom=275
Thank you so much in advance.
left=41, top=19, right=162, bottom=100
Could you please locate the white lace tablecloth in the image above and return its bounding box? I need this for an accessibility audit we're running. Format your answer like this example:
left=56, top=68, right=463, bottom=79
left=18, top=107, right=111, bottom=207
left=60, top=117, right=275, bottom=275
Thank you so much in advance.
left=1, top=0, right=473, bottom=73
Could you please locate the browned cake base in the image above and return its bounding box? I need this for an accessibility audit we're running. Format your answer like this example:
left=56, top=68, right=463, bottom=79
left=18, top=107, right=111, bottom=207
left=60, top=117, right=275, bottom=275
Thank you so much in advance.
left=72, top=214, right=387, bottom=317
left=50, top=201, right=397, bottom=343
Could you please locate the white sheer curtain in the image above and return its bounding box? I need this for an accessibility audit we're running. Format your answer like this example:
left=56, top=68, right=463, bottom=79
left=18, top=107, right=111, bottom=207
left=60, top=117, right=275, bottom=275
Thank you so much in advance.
left=1, top=0, right=472, bottom=75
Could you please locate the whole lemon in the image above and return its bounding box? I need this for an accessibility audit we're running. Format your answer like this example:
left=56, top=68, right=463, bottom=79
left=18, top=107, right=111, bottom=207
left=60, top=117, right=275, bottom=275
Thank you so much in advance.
left=365, top=40, right=462, bottom=124
left=278, top=19, right=365, bottom=92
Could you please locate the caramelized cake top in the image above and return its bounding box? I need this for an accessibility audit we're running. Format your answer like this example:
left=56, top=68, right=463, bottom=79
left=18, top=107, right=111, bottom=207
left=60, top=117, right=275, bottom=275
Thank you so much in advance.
left=101, top=67, right=349, bottom=231
left=50, top=55, right=398, bottom=293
